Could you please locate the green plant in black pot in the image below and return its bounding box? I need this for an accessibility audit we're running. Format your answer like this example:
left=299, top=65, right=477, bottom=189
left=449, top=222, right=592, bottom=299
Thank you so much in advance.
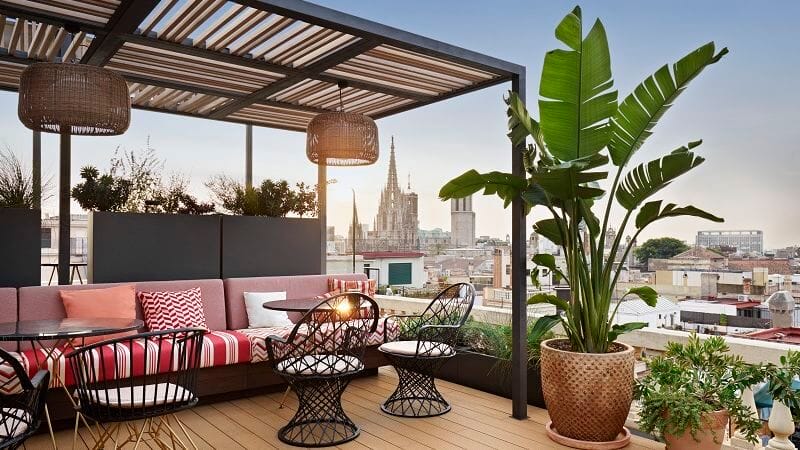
left=634, top=334, right=763, bottom=449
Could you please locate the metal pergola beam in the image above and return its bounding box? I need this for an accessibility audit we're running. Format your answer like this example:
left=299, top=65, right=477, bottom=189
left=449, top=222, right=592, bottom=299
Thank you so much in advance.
left=120, top=34, right=428, bottom=103
left=235, top=0, right=524, bottom=77
left=81, top=0, right=160, bottom=66
left=209, top=37, right=381, bottom=119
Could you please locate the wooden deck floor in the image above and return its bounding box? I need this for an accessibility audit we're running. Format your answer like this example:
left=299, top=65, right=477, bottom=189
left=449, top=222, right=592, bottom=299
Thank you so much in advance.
left=27, top=367, right=663, bottom=449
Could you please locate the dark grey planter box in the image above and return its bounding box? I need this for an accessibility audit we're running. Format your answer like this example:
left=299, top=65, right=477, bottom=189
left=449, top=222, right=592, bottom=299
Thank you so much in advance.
left=221, top=215, right=321, bottom=278
left=437, top=349, right=545, bottom=408
left=88, top=211, right=221, bottom=283
left=0, top=208, right=40, bottom=287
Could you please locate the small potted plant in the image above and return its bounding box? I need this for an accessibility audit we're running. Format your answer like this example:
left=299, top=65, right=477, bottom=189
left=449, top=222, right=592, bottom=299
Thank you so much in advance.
left=634, top=334, right=763, bottom=449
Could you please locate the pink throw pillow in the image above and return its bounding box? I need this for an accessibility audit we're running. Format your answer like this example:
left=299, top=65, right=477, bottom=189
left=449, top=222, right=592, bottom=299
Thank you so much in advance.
left=60, top=284, right=137, bottom=344
left=138, top=287, right=208, bottom=332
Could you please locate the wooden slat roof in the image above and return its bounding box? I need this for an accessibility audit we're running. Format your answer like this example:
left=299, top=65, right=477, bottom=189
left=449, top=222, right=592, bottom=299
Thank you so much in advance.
left=0, top=0, right=524, bottom=132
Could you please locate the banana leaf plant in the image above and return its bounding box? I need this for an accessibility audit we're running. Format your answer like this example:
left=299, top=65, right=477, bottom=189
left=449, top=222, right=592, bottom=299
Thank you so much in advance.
left=439, top=6, right=728, bottom=353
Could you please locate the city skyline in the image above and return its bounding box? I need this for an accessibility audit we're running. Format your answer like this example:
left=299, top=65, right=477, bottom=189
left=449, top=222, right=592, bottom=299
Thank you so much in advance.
left=0, top=1, right=798, bottom=248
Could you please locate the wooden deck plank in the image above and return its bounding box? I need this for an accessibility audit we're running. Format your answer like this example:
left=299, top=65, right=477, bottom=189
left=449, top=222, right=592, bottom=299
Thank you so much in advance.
left=24, top=368, right=663, bottom=449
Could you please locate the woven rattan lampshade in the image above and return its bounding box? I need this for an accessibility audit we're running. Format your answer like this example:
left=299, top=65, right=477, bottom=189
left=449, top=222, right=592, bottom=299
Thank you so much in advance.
left=306, top=111, right=379, bottom=166
left=18, top=63, right=130, bottom=135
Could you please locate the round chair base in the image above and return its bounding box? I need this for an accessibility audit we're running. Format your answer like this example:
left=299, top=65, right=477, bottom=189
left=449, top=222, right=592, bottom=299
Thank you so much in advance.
left=278, top=420, right=360, bottom=448
left=381, top=398, right=451, bottom=418
left=545, top=421, right=631, bottom=449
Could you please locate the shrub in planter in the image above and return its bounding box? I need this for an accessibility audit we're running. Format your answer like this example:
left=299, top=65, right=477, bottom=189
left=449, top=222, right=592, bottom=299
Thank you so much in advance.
left=0, top=147, right=49, bottom=208
left=634, top=334, right=763, bottom=449
left=72, top=166, right=132, bottom=212
left=206, top=175, right=317, bottom=217
left=440, top=4, right=727, bottom=445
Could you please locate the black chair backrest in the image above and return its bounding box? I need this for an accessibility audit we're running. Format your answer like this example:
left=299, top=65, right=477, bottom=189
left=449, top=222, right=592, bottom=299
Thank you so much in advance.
left=0, top=348, right=49, bottom=449
left=66, top=328, right=205, bottom=422
left=401, top=283, right=476, bottom=351
left=269, top=293, right=379, bottom=376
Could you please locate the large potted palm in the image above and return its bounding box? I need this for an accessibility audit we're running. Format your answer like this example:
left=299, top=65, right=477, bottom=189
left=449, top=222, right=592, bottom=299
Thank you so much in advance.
left=440, top=6, right=727, bottom=447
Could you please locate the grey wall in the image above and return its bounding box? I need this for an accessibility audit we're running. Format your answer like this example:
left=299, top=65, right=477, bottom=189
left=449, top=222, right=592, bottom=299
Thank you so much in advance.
left=89, top=212, right=221, bottom=283
left=0, top=208, right=40, bottom=287
left=221, top=216, right=321, bottom=278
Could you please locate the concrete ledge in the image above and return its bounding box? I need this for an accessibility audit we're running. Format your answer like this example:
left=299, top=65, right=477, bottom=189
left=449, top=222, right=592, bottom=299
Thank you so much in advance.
left=619, top=327, right=795, bottom=364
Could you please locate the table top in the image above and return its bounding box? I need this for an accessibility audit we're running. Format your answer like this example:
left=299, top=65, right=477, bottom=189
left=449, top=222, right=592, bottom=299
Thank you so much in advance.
left=263, top=296, right=373, bottom=312
left=262, top=298, right=328, bottom=312
left=0, top=318, right=144, bottom=341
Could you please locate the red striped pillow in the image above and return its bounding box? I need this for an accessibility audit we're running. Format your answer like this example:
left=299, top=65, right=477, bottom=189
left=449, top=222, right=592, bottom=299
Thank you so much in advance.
left=138, top=287, right=208, bottom=331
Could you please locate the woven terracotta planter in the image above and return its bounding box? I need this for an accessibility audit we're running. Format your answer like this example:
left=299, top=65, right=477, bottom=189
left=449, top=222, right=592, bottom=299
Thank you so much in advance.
left=663, top=410, right=729, bottom=450
left=540, top=338, right=634, bottom=445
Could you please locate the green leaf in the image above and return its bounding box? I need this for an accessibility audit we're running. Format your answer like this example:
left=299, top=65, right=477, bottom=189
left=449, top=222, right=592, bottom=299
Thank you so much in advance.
left=609, top=42, right=728, bottom=166
left=528, top=293, right=570, bottom=313
left=506, top=91, right=546, bottom=152
left=615, top=142, right=706, bottom=210
left=635, top=200, right=724, bottom=230
left=532, top=253, right=557, bottom=270
left=624, top=286, right=659, bottom=307
left=539, top=10, right=617, bottom=161
left=608, top=322, right=647, bottom=342
left=533, top=218, right=563, bottom=246
left=439, top=170, right=526, bottom=208
left=521, top=184, right=550, bottom=208
left=529, top=267, right=541, bottom=289
left=530, top=315, right=562, bottom=342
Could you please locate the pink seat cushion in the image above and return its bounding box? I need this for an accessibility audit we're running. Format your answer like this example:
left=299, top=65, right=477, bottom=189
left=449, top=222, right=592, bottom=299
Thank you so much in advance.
left=60, top=284, right=137, bottom=344
left=0, top=288, right=18, bottom=352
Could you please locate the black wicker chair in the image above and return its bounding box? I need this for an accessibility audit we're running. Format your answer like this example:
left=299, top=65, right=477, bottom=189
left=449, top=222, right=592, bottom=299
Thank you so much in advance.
left=66, top=328, right=205, bottom=449
left=266, top=292, right=379, bottom=447
left=379, top=283, right=475, bottom=417
left=0, top=348, right=49, bottom=450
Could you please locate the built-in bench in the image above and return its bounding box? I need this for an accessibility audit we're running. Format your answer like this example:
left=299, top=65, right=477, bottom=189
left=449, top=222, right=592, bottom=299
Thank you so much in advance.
left=0, top=274, right=395, bottom=428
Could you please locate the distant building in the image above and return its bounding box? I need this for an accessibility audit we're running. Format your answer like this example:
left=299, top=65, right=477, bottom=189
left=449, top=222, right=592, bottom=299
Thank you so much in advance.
left=648, top=246, right=727, bottom=272
left=450, top=195, right=475, bottom=248
left=362, top=252, right=425, bottom=288
left=362, top=137, right=419, bottom=252
left=696, top=230, right=763, bottom=255
left=40, top=214, right=88, bottom=284
left=418, top=228, right=451, bottom=252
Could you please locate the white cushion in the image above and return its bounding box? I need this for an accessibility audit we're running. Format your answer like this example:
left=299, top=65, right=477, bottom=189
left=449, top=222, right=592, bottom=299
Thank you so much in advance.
left=379, top=340, right=453, bottom=357
left=76, top=383, right=194, bottom=408
left=276, top=355, right=363, bottom=376
left=244, top=291, right=292, bottom=328
left=0, top=408, right=29, bottom=439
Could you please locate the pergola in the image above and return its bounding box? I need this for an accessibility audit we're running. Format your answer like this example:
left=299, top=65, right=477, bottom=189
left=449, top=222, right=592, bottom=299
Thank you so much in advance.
left=0, top=0, right=530, bottom=419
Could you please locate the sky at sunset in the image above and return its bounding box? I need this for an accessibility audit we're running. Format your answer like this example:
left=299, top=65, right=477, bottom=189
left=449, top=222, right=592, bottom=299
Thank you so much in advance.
left=1, top=1, right=798, bottom=249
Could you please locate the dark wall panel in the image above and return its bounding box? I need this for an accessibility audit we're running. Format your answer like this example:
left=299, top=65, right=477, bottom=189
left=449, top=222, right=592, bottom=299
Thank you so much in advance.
left=0, top=208, right=40, bottom=287
left=89, top=212, right=221, bottom=283
left=221, top=216, right=321, bottom=278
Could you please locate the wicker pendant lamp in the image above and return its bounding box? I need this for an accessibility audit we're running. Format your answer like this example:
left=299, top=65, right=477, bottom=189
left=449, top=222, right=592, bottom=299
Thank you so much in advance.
left=18, top=63, right=130, bottom=135
left=306, top=81, right=378, bottom=166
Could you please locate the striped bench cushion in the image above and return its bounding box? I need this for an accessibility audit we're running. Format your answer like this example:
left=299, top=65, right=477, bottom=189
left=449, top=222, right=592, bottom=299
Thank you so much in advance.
left=238, top=318, right=399, bottom=363
left=0, top=330, right=250, bottom=393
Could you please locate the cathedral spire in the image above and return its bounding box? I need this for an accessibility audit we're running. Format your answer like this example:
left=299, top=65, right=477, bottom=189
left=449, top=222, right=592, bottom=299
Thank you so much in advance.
left=387, top=136, right=399, bottom=192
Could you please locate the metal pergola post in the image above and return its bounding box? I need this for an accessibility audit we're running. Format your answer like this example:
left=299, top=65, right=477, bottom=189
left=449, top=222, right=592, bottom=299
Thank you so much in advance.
left=245, top=124, right=253, bottom=189
left=510, top=71, right=527, bottom=420
left=58, top=131, right=71, bottom=285
left=32, top=130, right=41, bottom=209
left=318, top=162, right=326, bottom=273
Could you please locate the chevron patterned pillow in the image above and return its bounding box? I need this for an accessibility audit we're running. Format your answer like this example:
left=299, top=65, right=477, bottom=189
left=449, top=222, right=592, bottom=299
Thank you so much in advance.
left=138, top=287, right=208, bottom=332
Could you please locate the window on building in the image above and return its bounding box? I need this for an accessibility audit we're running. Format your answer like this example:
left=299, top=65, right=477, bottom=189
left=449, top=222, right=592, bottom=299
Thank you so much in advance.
left=41, top=228, right=51, bottom=248
left=505, top=264, right=511, bottom=275
left=388, top=262, right=412, bottom=285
